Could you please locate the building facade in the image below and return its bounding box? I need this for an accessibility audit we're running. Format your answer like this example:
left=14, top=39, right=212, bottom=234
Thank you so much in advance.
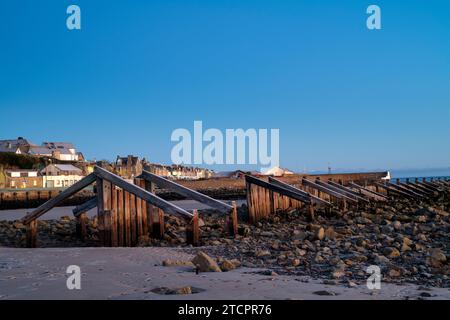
left=40, top=164, right=84, bottom=188
left=4, top=169, right=43, bottom=189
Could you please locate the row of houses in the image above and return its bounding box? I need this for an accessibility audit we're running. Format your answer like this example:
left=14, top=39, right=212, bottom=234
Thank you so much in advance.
left=4, top=164, right=84, bottom=189
left=0, top=137, right=83, bottom=161
left=112, top=155, right=214, bottom=180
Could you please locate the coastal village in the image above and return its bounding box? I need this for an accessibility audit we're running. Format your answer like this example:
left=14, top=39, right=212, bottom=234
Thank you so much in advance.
left=0, top=137, right=216, bottom=190
left=0, top=136, right=448, bottom=299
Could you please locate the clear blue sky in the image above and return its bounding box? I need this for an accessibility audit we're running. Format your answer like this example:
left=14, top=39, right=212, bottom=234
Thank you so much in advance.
left=1, top=0, right=449, bottom=172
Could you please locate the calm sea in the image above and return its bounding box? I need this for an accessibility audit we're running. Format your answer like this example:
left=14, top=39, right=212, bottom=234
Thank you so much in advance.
left=389, top=168, right=450, bottom=182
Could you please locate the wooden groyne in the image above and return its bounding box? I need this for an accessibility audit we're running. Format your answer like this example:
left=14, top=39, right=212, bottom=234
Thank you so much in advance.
left=21, top=167, right=236, bottom=248
left=245, top=174, right=449, bottom=223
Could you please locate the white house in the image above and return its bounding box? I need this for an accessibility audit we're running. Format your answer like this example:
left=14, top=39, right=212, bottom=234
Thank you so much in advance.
left=30, top=142, right=80, bottom=161
left=262, top=166, right=294, bottom=177
left=40, top=164, right=84, bottom=188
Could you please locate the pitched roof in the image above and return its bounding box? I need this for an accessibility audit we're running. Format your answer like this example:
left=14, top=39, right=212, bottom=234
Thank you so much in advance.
left=0, top=138, right=34, bottom=153
left=53, top=164, right=82, bottom=172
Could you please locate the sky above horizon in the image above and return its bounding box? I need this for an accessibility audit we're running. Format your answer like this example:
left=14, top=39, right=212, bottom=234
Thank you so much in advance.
left=1, top=0, right=449, bottom=172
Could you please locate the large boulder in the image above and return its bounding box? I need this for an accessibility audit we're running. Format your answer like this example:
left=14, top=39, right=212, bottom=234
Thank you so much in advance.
left=191, top=251, right=222, bottom=272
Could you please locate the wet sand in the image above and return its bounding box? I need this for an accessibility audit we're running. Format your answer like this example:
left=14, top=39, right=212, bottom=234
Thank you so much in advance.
left=0, top=247, right=448, bottom=300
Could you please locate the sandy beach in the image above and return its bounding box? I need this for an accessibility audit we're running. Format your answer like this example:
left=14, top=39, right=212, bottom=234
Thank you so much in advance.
left=0, top=246, right=448, bottom=300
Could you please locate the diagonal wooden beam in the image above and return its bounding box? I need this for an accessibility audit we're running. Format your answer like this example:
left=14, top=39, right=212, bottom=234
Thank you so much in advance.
left=400, top=182, right=432, bottom=196
left=388, top=182, right=425, bottom=199
left=139, top=170, right=232, bottom=213
left=301, top=178, right=358, bottom=203
left=326, top=181, right=370, bottom=203
left=94, top=166, right=193, bottom=220
left=73, top=197, right=97, bottom=217
left=246, top=175, right=311, bottom=204
left=408, top=182, right=437, bottom=195
left=22, top=173, right=97, bottom=225
left=268, top=177, right=331, bottom=206
left=417, top=181, right=441, bottom=192
left=348, top=182, right=388, bottom=201
left=374, top=182, right=414, bottom=198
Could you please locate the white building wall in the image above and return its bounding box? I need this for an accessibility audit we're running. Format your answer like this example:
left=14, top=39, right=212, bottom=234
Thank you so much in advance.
left=43, top=175, right=84, bottom=188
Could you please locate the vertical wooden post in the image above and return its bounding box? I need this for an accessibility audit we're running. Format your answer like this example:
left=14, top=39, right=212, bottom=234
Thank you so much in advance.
left=308, top=203, right=315, bottom=221
left=76, top=212, right=88, bottom=241
left=26, top=220, right=37, bottom=248
left=110, top=186, right=118, bottom=247
left=186, top=209, right=199, bottom=246
left=133, top=179, right=143, bottom=239
left=396, top=178, right=400, bottom=185
left=341, top=199, right=347, bottom=212
left=117, top=188, right=124, bottom=246
left=124, top=191, right=131, bottom=246
left=140, top=181, right=148, bottom=236
left=102, top=180, right=112, bottom=246
left=96, top=178, right=105, bottom=245
left=246, top=181, right=255, bottom=224
left=130, top=193, right=137, bottom=246
left=227, top=201, right=238, bottom=236
left=145, top=181, right=164, bottom=239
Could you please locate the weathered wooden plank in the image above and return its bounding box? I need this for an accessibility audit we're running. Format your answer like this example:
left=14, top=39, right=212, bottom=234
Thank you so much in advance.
left=348, top=182, right=388, bottom=201
left=302, top=178, right=357, bottom=203
left=76, top=212, right=88, bottom=241
left=246, top=175, right=311, bottom=204
left=22, top=173, right=96, bottom=224
left=96, top=178, right=105, bottom=245
left=186, top=209, right=200, bottom=246
left=102, top=180, right=112, bottom=246
left=374, top=182, right=414, bottom=198
left=124, top=191, right=131, bottom=246
left=410, top=182, right=437, bottom=194
left=246, top=181, right=255, bottom=224
left=400, top=182, right=432, bottom=196
left=135, top=179, right=148, bottom=236
left=416, top=181, right=441, bottom=192
left=117, top=188, right=124, bottom=246
left=226, top=201, right=238, bottom=236
left=73, top=197, right=97, bottom=217
left=388, top=182, right=424, bottom=198
left=26, top=220, right=37, bottom=248
left=94, top=166, right=192, bottom=220
left=268, top=177, right=331, bottom=206
left=130, top=193, right=137, bottom=246
left=139, top=170, right=232, bottom=213
left=325, top=181, right=370, bottom=203
left=111, top=186, right=118, bottom=246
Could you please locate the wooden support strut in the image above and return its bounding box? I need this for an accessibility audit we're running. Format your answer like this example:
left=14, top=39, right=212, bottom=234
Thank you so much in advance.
left=268, top=177, right=331, bottom=207
left=348, top=182, right=388, bottom=201
left=186, top=209, right=200, bottom=246
left=76, top=212, right=88, bottom=241
left=73, top=197, right=97, bottom=217
left=226, top=201, right=238, bottom=236
left=374, top=182, right=414, bottom=198
left=387, top=182, right=425, bottom=199
left=325, top=180, right=370, bottom=203
left=302, top=178, right=357, bottom=203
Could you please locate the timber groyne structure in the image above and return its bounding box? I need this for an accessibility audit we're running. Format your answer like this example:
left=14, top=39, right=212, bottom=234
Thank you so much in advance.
left=18, top=166, right=450, bottom=248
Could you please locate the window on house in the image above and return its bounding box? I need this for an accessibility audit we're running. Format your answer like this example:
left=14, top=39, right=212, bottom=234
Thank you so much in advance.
left=11, top=181, right=15, bottom=187
left=33, top=180, right=37, bottom=186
